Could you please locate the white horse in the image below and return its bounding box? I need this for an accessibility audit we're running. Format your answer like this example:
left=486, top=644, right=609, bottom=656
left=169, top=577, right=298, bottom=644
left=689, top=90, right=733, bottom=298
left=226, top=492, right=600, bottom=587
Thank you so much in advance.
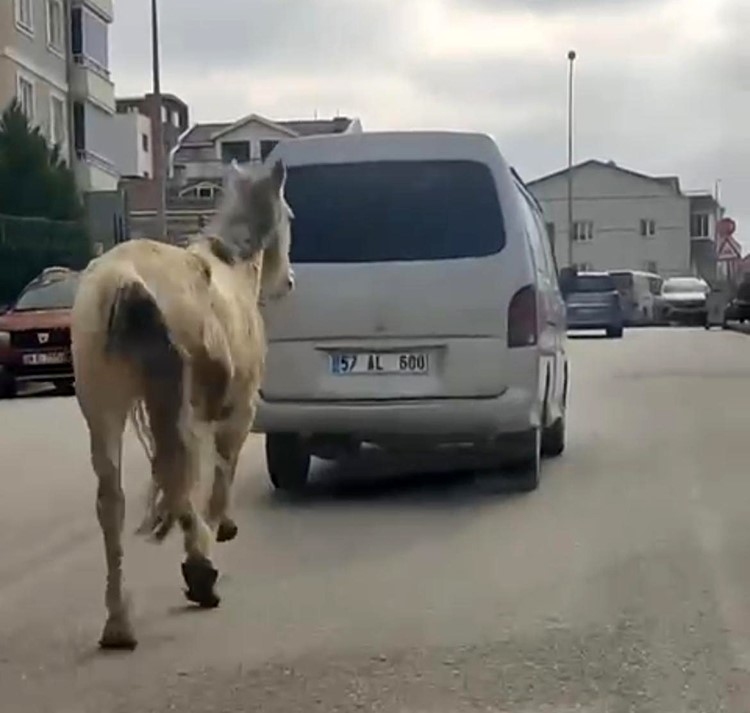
left=71, top=160, right=294, bottom=649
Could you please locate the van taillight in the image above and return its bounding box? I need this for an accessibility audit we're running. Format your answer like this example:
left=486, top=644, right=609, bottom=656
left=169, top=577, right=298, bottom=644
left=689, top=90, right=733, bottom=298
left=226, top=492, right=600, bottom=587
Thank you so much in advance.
left=508, top=285, right=538, bottom=348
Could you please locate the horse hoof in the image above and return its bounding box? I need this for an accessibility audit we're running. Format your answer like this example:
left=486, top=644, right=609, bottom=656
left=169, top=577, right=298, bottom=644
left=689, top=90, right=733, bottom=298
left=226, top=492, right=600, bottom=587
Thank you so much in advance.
left=181, top=557, right=221, bottom=609
left=99, top=617, right=138, bottom=650
left=216, top=518, right=238, bottom=543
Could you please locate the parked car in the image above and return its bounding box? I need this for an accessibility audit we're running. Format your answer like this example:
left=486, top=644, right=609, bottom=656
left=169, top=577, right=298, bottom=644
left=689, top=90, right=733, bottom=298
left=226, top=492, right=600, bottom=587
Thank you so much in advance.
left=254, top=130, right=569, bottom=493
left=562, top=272, right=624, bottom=338
left=0, top=267, right=79, bottom=398
left=609, top=270, right=662, bottom=325
left=661, top=276, right=709, bottom=325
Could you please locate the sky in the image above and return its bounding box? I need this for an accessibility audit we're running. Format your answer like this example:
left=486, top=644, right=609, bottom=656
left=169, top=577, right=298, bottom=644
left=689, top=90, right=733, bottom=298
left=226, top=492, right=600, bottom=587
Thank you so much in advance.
left=111, top=0, right=748, bottom=251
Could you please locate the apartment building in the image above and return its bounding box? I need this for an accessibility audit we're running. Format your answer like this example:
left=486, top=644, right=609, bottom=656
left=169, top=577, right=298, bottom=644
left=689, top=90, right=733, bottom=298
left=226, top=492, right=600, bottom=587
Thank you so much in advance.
left=0, top=0, right=119, bottom=193
left=528, top=160, right=701, bottom=278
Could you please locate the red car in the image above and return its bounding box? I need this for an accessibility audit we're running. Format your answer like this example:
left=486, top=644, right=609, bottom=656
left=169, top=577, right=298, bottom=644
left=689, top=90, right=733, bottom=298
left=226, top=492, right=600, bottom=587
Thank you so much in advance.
left=0, top=267, right=79, bottom=398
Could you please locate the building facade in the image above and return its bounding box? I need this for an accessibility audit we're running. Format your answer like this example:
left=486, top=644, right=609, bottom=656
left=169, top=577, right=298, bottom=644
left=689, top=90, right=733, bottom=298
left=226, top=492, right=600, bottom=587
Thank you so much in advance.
left=114, top=92, right=190, bottom=213
left=0, top=0, right=119, bottom=193
left=128, top=112, right=362, bottom=240
left=528, top=160, right=703, bottom=278
left=0, top=0, right=70, bottom=155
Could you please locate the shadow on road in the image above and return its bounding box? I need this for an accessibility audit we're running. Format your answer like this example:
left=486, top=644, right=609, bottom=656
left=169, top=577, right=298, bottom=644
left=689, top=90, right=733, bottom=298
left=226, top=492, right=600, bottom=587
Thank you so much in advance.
left=257, top=447, right=532, bottom=511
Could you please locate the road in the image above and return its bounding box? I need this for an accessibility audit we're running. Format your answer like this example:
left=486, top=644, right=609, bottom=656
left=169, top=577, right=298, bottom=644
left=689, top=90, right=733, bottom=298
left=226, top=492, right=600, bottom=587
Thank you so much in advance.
left=1, top=327, right=749, bottom=712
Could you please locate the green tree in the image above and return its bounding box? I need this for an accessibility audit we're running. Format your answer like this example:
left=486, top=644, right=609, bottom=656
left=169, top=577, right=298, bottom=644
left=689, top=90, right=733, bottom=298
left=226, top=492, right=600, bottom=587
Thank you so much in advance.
left=0, top=99, right=83, bottom=221
left=0, top=99, right=91, bottom=304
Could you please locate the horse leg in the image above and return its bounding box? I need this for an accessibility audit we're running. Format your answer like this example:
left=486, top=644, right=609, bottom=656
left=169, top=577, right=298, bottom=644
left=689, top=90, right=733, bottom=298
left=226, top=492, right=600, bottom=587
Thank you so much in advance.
left=146, top=370, right=220, bottom=609
left=208, top=404, right=255, bottom=543
left=89, top=414, right=136, bottom=649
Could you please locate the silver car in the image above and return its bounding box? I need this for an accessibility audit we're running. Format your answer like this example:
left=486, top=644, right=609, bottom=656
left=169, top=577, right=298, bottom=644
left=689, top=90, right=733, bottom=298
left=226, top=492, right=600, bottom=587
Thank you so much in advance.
left=661, top=277, right=709, bottom=325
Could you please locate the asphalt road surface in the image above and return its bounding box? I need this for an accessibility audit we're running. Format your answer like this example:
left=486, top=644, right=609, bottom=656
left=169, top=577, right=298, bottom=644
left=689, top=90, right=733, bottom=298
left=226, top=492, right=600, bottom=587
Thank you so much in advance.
left=2, top=327, right=750, bottom=712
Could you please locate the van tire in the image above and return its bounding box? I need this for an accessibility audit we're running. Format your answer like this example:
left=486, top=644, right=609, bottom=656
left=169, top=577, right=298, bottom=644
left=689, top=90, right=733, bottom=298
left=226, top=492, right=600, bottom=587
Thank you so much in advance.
left=53, top=379, right=75, bottom=396
left=266, top=433, right=311, bottom=493
left=0, top=376, right=17, bottom=399
left=505, top=428, right=541, bottom=492
left=607, top=326, right=623, bottom=339
left=542, top=416, right=565, bottom=458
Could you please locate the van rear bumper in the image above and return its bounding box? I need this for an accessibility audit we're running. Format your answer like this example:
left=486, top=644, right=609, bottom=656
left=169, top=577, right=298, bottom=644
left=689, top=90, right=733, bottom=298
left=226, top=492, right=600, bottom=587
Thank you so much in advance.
left=253, top=387, right=539, bottom=441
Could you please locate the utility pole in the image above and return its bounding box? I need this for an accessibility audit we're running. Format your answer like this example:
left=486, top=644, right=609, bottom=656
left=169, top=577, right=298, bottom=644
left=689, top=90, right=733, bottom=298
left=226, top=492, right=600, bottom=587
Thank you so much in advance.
left=151, top=0, right=167, bottom=241
left=566, top=49, right=577, bottom=268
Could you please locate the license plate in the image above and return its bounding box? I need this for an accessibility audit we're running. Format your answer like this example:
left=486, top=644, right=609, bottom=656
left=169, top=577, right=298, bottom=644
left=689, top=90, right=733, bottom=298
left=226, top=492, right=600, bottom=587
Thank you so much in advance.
left=330, top=351, right=429, bottom=376
left=22, top=351, right=68, bottom=366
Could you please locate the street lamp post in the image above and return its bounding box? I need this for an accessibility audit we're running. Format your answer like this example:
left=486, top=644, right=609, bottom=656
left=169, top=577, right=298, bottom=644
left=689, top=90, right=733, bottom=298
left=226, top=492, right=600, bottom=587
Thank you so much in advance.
left=566, top=49, right=577, bottom=268
left=151, top=0, right=167, bottom=241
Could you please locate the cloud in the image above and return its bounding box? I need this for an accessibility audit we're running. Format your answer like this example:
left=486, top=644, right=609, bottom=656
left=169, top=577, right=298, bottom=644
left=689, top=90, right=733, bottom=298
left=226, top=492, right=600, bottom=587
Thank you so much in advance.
left=111, top=0, right=749, bottom=248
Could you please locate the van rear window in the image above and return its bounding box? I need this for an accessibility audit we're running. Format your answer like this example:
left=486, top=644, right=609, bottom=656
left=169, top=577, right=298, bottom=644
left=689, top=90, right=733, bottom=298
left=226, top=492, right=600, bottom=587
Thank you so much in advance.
left=284, top=160, right=506, bottom=263
left=571, top=275, right=616, bottom=293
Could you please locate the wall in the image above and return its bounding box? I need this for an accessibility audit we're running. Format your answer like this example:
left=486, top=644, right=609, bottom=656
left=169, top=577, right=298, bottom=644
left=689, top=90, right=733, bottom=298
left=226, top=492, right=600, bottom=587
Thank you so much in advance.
left=111, top=111, right=152, bottom=178
left=2, top=0, right=68, bottom=93
left=530, top=163, right=691, bottom=276
left=0, top=0, right=69, bottom=152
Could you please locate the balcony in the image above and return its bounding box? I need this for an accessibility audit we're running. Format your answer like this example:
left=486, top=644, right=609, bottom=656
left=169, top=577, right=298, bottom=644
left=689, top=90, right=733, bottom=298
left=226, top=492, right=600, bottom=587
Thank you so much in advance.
left=72, top=0, right=114, bottom=22
left=70, top=56, right=115, bottom=113
left=75, top=149, right=119, bottom=192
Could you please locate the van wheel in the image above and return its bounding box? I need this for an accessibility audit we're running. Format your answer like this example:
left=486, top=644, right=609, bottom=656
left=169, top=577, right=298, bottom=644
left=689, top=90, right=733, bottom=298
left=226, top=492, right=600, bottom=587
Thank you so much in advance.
left=607, top=326, right=623, bottom=339
left=53, top=380, right=75, bottom=396
left=266, top=433, right=311, bottom=493
left=505, top=428, right=541, bottom=492
left=0, top=376, right=17, bottom=399
left=542, top=416, right=566, bottom=458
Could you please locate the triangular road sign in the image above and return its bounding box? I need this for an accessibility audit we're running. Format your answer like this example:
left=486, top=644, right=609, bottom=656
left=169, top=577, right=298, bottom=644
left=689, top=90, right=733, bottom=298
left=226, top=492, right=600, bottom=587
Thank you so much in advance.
left=716, top=235, right=742, bottom=261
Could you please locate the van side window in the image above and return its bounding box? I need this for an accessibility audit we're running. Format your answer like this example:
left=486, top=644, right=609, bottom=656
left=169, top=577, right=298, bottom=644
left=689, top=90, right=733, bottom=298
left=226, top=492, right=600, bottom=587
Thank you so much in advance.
left=517, top=191, right=551, bottom=277
left=532, top=209, right=560, bottom=280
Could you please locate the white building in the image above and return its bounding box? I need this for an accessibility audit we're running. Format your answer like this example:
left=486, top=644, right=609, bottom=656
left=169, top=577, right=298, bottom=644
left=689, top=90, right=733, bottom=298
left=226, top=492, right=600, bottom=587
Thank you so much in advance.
left=0, top=0, right=119, bottom=193
left=528, top=160, right=696, bottom=277
left=170, top=112, right=362, bottom=199
left=111, top=108, right=152, bottom=179
left=69, top=0, right=119, bottom=191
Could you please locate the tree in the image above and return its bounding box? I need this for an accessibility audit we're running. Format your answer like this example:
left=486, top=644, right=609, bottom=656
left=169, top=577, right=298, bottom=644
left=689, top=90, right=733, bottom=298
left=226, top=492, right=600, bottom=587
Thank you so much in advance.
left=0, top=100, right=91, bottom=304
left=0, top=99, right=83, bottom=221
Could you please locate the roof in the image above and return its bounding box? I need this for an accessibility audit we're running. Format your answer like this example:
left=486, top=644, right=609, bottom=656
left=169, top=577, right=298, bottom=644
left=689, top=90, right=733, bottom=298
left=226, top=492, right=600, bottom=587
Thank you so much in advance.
left=528, top=159, right=683, bottom=194
left=179, top=115, right=356, bottom=146
left=115, top=93, right=189, bottom=110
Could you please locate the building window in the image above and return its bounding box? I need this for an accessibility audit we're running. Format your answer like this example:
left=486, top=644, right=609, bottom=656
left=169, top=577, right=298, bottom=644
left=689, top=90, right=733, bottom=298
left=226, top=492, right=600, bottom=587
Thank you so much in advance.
left=46, top=0, right=64, bottom=53
left=639, top=219, right=656, bottom=238
left=15, top=0, right=34, bottom=33
left=197, top=186, right=214, bottom=199
left=644, top=261, right=658, bottom=274
left=572, top=220, right=594, bottom=242
left=71, top=7, right=109, bottom=74
left=221, top=141, right=251, bottom=164
left=72, top=101, right=85, bottom=152
left=17, top=75, right=34, bottom=121
left=142, top=133, right=149, bottom=152
left=690, top=213, right=710, bottom=238
left=50, top=95, right=66, bottom=146
left=260, top=139, right=279, bottom=161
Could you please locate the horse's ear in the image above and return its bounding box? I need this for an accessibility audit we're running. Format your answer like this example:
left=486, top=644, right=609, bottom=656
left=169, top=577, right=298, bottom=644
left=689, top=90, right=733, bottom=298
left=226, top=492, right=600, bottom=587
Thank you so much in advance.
left=269, top=159, right=286, bottom=194
left=227, top=159, right=253, bottom=195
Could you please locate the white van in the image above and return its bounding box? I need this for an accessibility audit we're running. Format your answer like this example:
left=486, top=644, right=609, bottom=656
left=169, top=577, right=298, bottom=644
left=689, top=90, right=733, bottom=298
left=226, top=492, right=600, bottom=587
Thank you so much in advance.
left=609, top=270, right=663, bottom=325
left=255, top=131, right=569, bottom=492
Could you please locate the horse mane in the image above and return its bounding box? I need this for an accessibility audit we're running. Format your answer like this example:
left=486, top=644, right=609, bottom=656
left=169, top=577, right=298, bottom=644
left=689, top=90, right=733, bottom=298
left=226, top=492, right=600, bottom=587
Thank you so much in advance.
left=203, top=160, right=288, bottom=262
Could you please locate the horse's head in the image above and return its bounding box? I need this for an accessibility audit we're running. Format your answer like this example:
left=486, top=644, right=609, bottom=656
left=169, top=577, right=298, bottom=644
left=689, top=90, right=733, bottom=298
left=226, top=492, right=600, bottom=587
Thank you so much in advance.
left=212, top=159, right=295, bottom=301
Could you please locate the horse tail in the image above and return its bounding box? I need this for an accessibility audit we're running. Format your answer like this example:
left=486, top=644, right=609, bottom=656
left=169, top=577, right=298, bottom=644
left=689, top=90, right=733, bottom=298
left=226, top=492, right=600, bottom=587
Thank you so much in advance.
left=105, top=279, right=184, bottom=542
left=105, top=280, right=176, bottom=373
